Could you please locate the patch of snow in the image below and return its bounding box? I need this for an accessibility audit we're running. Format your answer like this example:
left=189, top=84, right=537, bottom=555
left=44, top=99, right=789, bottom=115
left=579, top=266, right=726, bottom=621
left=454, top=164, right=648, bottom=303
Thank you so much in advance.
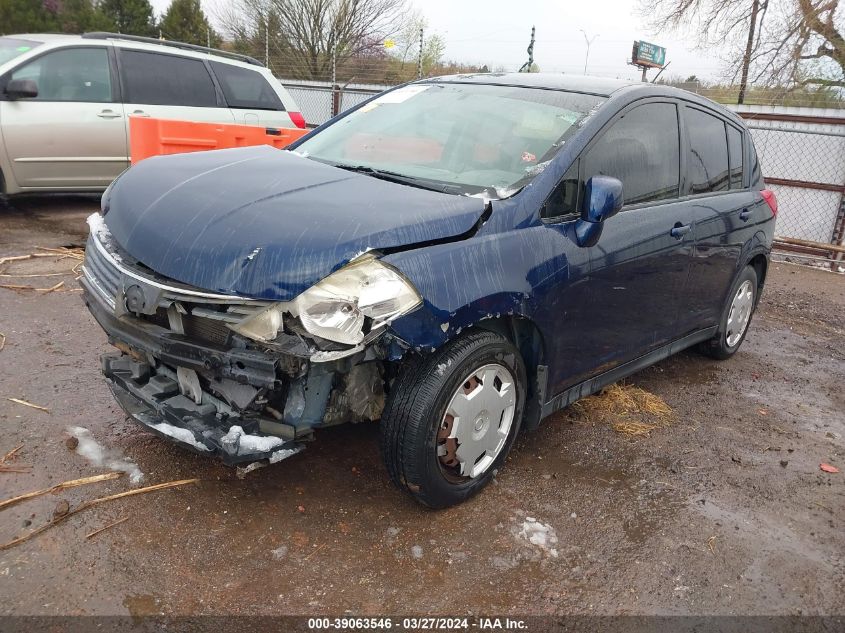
left=410, top=545, right=424, bottom=559
left=220, top=425, right=285, bottom=455
left=271, top=545, right=288, bottom=560
left=269, top=446, right=303, bottom=463
left=67, top=426, right=143, bottom=485
left=440, top=322, right=449, bottom=333
left=149, top=422, right=210, bottom=452
left=518, top=517, right=559, bottom=558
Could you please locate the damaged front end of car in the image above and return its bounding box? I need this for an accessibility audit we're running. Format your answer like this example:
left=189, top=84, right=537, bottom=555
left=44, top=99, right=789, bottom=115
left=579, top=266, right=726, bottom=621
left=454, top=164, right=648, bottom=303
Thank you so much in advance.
left=80, top=212, right=421, bottom=468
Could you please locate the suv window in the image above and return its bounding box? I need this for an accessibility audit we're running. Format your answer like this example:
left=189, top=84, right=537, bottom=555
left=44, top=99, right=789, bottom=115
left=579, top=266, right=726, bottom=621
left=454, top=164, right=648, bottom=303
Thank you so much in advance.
left=687, top=108, right=730, bottom=194
left=120, top=50, right=217, bottom=107
left=11, top=47, right=112, bottom=102
left=210, top=61, right=283, bottom=111
left=727, top=124, right=744, bottom=189
left=582, top=102, right=680, bottom=206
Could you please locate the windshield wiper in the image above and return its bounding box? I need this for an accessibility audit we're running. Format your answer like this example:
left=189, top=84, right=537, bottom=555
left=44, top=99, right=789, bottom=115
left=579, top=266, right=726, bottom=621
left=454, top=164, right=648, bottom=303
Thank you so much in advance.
left=331, top=163, right=464, bottom=194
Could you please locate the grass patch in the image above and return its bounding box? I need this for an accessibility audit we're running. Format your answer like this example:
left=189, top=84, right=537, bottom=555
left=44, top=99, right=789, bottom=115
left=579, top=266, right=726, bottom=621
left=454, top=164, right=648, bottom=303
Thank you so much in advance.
left=572, top=383, right=673, bottom=436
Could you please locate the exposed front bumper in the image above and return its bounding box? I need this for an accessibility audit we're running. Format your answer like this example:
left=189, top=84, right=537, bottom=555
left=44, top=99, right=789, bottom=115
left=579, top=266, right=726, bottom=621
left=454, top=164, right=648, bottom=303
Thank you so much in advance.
left=103, top=354, right=303, bottom=465
left=81, top=269, right=307, bottom=466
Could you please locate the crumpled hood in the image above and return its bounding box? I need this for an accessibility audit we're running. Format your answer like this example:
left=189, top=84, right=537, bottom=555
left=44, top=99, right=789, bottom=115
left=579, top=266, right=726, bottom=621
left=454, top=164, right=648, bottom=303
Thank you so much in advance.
left=104, top=146, right=487, bottom=300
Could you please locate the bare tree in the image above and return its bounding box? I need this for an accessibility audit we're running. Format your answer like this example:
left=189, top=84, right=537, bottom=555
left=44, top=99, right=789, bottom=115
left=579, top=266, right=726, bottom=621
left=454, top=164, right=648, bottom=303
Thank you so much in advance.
left=216, top=0, right=409, bottom=80
left=641, top=0, right=844, bottom=100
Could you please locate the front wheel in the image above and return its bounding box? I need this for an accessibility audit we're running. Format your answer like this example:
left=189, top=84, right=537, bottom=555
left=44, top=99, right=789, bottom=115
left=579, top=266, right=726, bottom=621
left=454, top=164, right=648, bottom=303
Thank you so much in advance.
left=699, top=265, right=758, bottom=360
left=380, top=331, right=526, bottom=508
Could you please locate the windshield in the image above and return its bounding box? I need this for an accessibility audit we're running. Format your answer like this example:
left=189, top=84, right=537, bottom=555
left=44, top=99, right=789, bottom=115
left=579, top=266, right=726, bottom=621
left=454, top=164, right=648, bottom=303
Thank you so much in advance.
left=0, top=37, right=41, bottom=66
left=294, top=82, right=604, bottom=198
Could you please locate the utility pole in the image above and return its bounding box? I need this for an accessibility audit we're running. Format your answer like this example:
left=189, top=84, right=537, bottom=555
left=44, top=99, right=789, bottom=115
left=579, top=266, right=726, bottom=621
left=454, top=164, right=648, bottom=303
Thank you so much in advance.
left=519, top=26, right=535, bottom=72
left=579, top=29, right=598, bottom=75
left=417, top=28, right=424, bottom=79
left=207, top=28, right=211, bottom=48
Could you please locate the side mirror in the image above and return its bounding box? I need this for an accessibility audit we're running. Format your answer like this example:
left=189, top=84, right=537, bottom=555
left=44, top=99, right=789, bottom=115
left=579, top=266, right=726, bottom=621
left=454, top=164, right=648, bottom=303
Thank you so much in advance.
left=574, top=175, right=624, bottom=247
left=5, top=78, right=38, bottom=100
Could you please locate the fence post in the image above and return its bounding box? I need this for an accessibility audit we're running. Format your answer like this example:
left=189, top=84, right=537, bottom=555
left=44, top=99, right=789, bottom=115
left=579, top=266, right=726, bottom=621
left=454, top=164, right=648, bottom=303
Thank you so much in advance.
left=331, top=44, right=340, bottom=117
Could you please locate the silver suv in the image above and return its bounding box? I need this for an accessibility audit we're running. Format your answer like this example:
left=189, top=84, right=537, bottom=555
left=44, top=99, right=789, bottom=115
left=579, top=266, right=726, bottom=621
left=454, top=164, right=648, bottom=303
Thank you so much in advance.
left=0, top=32, right=304, bottom=196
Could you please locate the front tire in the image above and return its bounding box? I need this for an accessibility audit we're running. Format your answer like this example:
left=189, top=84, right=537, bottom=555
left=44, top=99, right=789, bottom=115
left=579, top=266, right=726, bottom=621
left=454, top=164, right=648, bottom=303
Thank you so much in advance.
left=699, top=265, right=758, bottom=360
left=380, top=330, right=526, bottom=508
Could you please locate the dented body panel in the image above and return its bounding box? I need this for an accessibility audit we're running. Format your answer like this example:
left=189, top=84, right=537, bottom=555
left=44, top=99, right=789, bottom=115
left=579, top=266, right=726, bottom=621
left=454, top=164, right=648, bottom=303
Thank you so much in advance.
left=104, top=145, right=487, bottom=300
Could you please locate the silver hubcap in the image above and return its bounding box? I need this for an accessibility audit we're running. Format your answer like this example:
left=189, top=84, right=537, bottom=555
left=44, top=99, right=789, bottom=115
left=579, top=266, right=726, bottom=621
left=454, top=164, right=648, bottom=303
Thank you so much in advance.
left=437, top=363, right=516, bottom=479
left=726, top=280, right=754, bottom=347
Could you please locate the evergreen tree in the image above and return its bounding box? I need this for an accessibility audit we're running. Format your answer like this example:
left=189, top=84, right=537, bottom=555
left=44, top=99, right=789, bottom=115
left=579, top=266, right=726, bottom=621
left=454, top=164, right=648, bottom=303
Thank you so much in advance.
left=57, top=0, right=113, bottom=32
left=0, top=0, right=60, bottom=34
left=99, top=0, right=157, bottom=36
left=159, top=0, right=220, bottom=47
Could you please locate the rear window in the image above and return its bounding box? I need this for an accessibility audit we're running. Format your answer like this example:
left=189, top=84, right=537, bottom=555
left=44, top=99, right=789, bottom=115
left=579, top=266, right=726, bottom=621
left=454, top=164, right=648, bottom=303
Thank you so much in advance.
left=120, top=50, right=217, bottom=107
left=0, top=37, right=40, bottom=66
left=687, top=108, right=730, bottom=194
left=210, top=61, right=283, bottom=111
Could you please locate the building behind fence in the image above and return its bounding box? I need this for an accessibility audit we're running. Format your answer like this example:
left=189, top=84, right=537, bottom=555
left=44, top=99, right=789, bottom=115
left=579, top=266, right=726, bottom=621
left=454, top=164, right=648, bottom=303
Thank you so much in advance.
left=283, top=77, right=845, bottom=263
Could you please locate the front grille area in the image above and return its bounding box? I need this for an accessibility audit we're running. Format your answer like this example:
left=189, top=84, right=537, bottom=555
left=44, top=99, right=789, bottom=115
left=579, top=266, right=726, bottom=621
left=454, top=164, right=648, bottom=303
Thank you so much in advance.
left=82, top=217, right=270, bottom=343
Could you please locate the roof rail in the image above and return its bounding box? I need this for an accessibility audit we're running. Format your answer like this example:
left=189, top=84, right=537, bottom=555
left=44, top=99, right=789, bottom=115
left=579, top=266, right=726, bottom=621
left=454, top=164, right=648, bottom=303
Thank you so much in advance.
left=81, top=32, right=264, bottom=67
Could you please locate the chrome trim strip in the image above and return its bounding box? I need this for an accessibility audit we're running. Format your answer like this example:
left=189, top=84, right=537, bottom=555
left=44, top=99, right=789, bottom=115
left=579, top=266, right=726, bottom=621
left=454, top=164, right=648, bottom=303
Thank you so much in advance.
left=87, top=218, right=265, bottom=304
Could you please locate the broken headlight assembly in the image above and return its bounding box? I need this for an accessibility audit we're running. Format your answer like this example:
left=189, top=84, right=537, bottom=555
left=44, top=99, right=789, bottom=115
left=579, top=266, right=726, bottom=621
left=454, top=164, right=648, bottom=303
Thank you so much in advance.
left=228, top=256, right=422, bottom=346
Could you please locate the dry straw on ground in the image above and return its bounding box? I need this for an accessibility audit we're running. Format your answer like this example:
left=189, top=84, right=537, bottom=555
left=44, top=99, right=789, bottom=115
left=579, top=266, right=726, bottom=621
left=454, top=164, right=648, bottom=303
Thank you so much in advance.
left=572, top=383, right=673, bottom=436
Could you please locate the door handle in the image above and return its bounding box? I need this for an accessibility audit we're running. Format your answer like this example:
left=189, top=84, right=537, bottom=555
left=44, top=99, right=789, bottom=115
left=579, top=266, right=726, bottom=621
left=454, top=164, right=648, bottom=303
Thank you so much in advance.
left=739, top=209, right=753, bottom=222
left=670, top=222, right=691, bottom=239
left=97, top=109, right=122, bottom=119
left=131, top=110, right=150, bottom=117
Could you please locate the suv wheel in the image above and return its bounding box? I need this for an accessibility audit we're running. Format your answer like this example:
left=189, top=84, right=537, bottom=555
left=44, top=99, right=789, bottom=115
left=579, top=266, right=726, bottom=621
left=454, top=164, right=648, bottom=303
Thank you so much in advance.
left=700, top=265, right=758, bottom=360
left=380, top=330, right=526, bottom=508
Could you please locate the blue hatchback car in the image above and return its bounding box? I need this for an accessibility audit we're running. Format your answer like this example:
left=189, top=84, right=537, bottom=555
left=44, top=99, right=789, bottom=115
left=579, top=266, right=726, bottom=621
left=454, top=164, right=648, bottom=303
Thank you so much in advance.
left=81, top=73, right=777, bottom=507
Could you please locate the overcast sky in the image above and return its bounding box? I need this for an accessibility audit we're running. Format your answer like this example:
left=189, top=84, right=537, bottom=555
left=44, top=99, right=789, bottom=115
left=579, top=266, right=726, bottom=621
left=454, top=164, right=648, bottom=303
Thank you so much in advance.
left=150, top=0, right=726, bottom=82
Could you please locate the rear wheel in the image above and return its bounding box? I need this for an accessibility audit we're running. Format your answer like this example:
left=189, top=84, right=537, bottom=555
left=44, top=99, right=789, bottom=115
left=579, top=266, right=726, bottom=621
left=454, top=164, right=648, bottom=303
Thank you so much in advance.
left=380, top=331, right=526, bottom=508
left=699, top=265, right=758, bottom=360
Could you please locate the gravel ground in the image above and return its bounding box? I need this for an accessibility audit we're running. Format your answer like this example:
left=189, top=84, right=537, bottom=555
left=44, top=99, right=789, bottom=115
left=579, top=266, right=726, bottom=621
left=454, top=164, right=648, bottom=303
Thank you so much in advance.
left=0, top=196, right=842, bottom=617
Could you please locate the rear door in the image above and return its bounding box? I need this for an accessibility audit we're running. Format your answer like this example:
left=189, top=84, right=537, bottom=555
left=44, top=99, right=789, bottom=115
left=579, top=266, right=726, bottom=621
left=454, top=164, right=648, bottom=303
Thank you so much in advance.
left=577, top=100, right=694, bottom=374
left=116, top=48, right=234, bottom=124
left=681, top=106, right=760, bottom=330
left=208, top=61, right=294, bottom=128
left=0, top=45, right=128, bottom=189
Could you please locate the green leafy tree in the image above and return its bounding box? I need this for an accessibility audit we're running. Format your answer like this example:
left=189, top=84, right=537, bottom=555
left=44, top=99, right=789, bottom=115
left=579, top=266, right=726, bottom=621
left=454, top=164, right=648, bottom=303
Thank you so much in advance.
left=159, top=0, right=220, bottom=47
left=99, top=0, right=157, bottom=36
left=0, top=0, right=60, bottom=34
left=58, top=0, right=114, bottom=32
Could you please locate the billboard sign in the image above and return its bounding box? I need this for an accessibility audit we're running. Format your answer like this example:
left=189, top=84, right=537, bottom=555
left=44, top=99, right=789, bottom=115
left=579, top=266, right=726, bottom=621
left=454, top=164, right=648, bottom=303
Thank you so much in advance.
left=632, top=41, right=666, bottom=68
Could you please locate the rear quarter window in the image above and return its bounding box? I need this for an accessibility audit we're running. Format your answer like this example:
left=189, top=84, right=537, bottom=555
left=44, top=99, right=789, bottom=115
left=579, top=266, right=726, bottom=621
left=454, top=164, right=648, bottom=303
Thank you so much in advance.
left=210, top=61, right=283, bottom=111
left=727, top=124, right=744, bottom=189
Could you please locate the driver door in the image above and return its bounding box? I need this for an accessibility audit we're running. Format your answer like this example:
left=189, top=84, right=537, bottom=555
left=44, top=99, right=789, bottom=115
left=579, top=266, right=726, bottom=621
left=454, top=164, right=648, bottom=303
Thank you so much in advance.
left=0, top=45, right=128, bottom=189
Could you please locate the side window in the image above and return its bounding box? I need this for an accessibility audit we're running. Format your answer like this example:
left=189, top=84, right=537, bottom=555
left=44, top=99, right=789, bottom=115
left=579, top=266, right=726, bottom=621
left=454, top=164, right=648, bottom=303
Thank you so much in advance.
left=727, top=125, right=744, bottom=189
left=582, top=102, right=680, bottom=206
left=11, top=47, right=112, bottom=102
left=542, top=161, right=580, bottom=219
left=210, top=61, right=284, bottom=111
left=686, top=108, right=730, bottom=194
left=120, top=50, right=217, bottom=107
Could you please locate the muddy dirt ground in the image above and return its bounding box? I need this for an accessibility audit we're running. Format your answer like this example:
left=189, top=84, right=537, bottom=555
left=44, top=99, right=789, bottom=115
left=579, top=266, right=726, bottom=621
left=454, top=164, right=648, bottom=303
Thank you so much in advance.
left=0, top=196, right=842, bottom=617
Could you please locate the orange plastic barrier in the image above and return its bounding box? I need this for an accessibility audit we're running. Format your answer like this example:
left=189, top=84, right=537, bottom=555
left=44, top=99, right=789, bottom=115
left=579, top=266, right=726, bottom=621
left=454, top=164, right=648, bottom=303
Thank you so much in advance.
left=129, top=116, right=309, bottom=164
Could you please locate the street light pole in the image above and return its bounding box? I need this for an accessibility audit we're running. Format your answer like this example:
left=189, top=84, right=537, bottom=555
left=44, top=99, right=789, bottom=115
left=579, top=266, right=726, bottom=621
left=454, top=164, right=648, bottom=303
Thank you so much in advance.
left=580, top=29, right=598, bottom=75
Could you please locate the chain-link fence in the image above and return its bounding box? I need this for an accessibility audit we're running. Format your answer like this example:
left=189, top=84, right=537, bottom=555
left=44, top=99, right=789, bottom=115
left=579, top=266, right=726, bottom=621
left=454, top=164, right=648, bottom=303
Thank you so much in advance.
left=736, top=109, right=845, bottom=265
left=284, top=80, right=383, bottom=128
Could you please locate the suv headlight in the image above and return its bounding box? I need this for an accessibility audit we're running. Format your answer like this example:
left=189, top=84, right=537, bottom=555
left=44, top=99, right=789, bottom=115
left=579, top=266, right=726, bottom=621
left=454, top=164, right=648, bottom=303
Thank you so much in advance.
left=295, top=256, right=422, bottom=345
